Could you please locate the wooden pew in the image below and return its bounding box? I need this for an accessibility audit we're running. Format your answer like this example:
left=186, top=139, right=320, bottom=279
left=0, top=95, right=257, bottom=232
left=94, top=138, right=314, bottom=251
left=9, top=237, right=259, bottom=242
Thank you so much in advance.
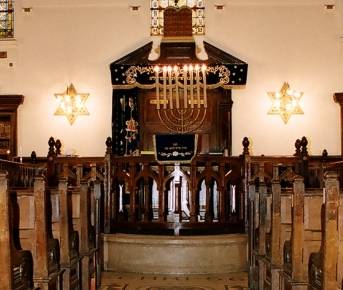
left=50, top=177, right=99, bottom=290
left=263, top=168, right=293, bottom=290
left=281, top=177, right=322, bottom=290
left=247, top=158, right=295, bottom=290
left=49, top=178, right=81, bottom=290
left=308, top=171, right=341, bottom=290
left=0, top=172, right=34, bottom=290
left=14, top=175, right=63, bottom=290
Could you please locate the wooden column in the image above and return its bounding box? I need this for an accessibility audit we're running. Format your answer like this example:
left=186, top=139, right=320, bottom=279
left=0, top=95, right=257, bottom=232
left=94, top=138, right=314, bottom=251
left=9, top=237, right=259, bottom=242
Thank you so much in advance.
left=270, top=178, right=281, bottom=266
left=269, top=170, right=282, bottom=290
left=0, top=172, right=13, bottom=290
left=322, top=171, right=339, bottom=290
left=334, top=93, right=343, bottom=156
left=291, top=176, right=305, bottom=282
left=59, top=177, right=80, bottom=290
left=59, top=177, right=71, bottom=267
left=94, top=181, right=102, bottom=290
left=158, top=164, right=165, bottom=222
left=80, top=180, right=92, bottom=290
left=219, top=162, right=226, bottom=223
left=205, top=178, right=213, bottom=223
left=143, top=177, right=151, bottom=222
left=129, top=162, right=136, bottom=222
left=189, top=162, right=197, bottom=223
left=104, top=137, right=112, bottom=233
left=33, top=176, right=50, bottom=281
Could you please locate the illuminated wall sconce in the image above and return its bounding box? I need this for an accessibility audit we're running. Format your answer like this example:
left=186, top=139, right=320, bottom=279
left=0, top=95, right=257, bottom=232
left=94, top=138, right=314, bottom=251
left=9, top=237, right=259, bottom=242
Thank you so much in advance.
left=54, top=83, right=89, bottom=125
left=267, top=82, right=304, bottom=124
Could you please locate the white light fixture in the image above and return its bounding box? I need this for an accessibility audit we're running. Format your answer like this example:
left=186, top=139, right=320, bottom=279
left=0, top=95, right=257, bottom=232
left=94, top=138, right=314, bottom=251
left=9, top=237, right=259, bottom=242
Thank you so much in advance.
left=267, top=82, right=304, bottom=124
left=54, top=84, right=89, bottom=125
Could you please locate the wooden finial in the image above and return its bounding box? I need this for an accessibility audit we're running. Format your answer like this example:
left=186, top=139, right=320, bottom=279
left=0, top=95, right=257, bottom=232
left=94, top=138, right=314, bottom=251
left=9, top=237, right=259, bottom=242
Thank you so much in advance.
left=47, top=137, right=56, bottom=159
left=106, top=137, right=113, bottom=154
left=322, top=149, right=328, bottom=158
left=294, top=139, right=301, bottom=157
left=55, top=139, right=62, bottom=155
left=30, top=151, right=37, bottom=163
left=300, top=136, right=308, bottom=157
left=242, top=137, right=250, bottom=155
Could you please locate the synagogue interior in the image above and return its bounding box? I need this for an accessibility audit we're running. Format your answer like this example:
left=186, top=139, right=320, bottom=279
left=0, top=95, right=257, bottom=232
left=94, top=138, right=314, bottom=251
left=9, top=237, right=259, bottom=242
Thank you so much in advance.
left=1, top=0, right=343, bottom=289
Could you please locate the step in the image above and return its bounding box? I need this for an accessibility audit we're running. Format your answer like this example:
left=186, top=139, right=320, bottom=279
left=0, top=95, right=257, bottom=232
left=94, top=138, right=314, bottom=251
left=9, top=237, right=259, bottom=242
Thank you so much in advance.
left=102, top=233, right=248, bottom=275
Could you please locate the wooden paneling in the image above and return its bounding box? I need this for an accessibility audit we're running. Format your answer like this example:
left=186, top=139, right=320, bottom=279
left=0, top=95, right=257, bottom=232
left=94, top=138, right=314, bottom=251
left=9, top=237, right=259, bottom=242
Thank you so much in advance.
left=139, top=88, right=232, bottom=153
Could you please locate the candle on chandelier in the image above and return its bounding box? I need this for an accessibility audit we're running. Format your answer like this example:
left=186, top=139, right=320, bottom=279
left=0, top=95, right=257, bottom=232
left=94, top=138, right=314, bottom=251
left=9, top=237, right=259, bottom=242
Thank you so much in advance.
left=163, top=66, right=167, bottom=109
left=183, top=65, right=188, bottom=109
left=189, top=65, right=194, bottom=108
left=202, top=64, right=207, bottom=108
left=154, top=66, right=160, bottom=109
left=174, top=65, right=180, bottom=109
left=195, top=64, right=200, bottom=108
left=168, top=66, right=173, bottom=110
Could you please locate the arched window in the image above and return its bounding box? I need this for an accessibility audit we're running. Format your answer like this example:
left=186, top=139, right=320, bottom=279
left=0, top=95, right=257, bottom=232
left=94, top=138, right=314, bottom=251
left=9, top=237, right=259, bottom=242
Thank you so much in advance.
left=151, top=0, right=205, bottom=36
left=0, top=0, right=14, bottom=38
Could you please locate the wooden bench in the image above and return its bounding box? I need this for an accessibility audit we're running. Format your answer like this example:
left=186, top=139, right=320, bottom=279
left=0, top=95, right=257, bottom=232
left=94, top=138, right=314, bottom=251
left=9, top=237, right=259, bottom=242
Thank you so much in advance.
left=0, top=172, right=34, bottom=290
left=14, top=175, right=63, bottom=290
left=308, top=171, right=341, bottom=290
left=281, top=177, right=322, bottom=290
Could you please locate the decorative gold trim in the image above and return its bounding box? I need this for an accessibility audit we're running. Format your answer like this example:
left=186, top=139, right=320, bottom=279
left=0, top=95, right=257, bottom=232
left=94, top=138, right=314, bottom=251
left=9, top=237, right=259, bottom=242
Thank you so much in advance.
left=153, top=134, right=199, bottom=164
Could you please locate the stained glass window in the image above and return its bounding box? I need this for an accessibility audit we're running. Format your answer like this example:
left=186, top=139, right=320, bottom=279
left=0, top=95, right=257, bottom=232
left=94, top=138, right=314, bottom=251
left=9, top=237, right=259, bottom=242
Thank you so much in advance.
left=151, top=0, right=205, bottom=36
left=0, top=0, right=14, bottom=38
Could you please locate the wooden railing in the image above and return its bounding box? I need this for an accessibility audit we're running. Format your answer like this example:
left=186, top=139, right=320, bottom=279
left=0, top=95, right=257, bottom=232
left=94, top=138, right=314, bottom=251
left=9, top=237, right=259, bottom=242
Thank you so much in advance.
left=104, top=140, right=246, bottom=235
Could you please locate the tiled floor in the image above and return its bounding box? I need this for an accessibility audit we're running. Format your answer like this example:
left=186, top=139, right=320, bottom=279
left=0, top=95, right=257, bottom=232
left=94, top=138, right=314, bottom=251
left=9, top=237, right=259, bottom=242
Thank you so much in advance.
left=100, top=272, right=249, bottom=290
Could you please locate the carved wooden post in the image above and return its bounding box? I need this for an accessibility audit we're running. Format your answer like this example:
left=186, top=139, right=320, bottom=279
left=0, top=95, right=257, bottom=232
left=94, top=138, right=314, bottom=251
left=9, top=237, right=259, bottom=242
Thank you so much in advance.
left=248, top=179, right=256, bottom=288
left=59, top=177, right=73, bottom=290
left=334, top=92, right=343, bottom=155
left=219, top=162, right=226, bottom=223
left=205, top=177, right=213, bottom=223
left=270, top=173, right=282, bottom=288
left=271, top=170, right=281, bottom=266
left=291, top=176, right=305, bottom=283
left=104, top=137, right=112, bottom=233
left=47, top=137, right=56, bottom=185
left=158, top=164, right=165, bottom=223
left=322, top=171, right=339, bottom=290
left=59, top=177, right=80, bottom=290
left=34, top=176, right=50, bottom=280
left=129, top=162, right=136, bottom=223
left=189, top=161, right=197, bottom=223
left=143, top=177, right=151, bottom=222
left=0, top=172, right=13, bottom=290
left=80, top=180, right=91, bottom=290
left=94, top=181, right=102, bottom=289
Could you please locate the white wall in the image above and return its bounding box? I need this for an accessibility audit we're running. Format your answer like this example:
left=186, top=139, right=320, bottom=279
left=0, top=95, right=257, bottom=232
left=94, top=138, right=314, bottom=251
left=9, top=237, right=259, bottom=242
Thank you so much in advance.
left=0, top=0, right=342, bottom=156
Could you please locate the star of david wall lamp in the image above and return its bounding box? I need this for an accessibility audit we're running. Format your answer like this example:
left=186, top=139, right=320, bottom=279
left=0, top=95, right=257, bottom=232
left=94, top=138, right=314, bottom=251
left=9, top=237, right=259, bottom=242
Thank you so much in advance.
left=267, top=82, right=304, bottom=124
left=54, top=84, right=89, bottom=125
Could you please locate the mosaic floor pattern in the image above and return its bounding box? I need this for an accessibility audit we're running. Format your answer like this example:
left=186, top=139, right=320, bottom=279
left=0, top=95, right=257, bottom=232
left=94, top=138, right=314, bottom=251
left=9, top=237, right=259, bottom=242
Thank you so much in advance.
left=100, top=272, right=249, bottom=290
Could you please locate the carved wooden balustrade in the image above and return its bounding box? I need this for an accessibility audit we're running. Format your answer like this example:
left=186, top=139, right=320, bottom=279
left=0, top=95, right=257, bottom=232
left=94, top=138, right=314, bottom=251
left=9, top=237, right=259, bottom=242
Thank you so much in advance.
left=0, top=158, right=45, bottom=188
left=104, top=141, right=246, bottom=235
